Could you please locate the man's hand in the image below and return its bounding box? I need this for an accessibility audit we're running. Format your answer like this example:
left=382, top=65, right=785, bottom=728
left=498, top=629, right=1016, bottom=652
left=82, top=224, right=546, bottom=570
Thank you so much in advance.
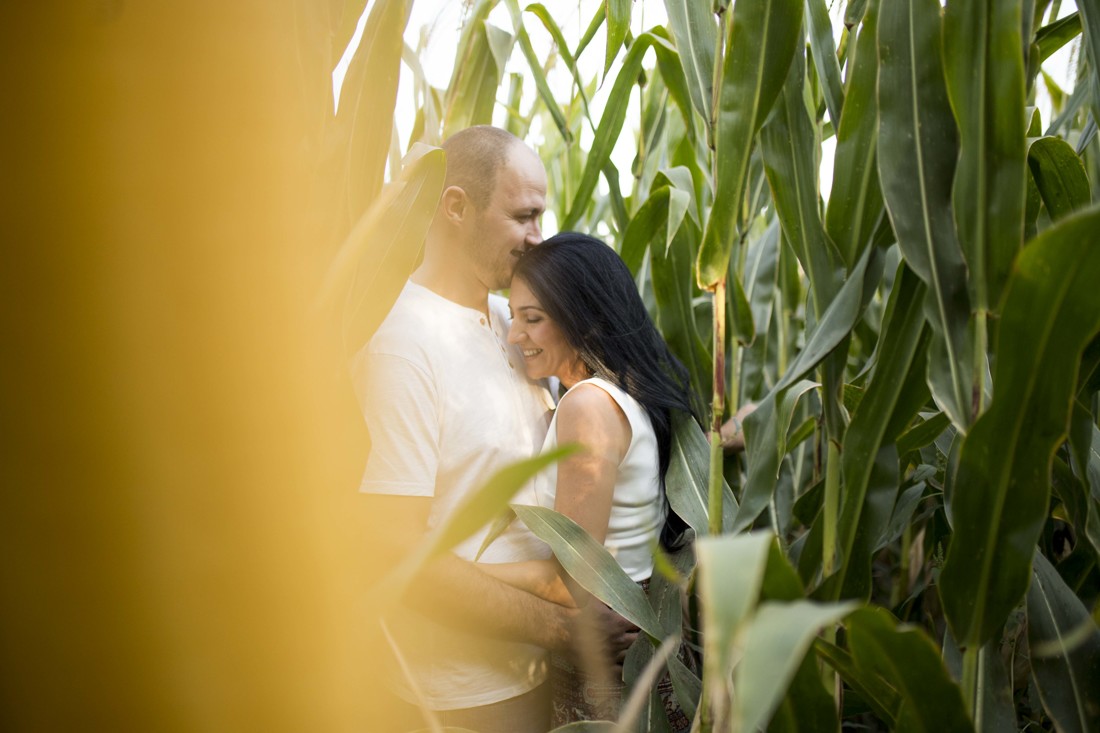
left=561, top=601, right=640, bottom=678
left=720, top=402, right=758, bottom=454
left=595, top=602, right=640, bottom=668
left=363, top=493, right=582, bottom=651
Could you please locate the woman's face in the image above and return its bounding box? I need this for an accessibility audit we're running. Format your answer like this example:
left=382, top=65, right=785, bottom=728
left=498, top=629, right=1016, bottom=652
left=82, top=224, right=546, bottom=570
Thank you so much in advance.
left=507, top=277, right=587, bottom=385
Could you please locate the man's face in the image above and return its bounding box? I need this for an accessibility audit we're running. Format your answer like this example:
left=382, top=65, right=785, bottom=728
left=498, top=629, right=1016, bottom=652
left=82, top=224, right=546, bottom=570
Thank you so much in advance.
left=466, top=145, right=547, bottom=291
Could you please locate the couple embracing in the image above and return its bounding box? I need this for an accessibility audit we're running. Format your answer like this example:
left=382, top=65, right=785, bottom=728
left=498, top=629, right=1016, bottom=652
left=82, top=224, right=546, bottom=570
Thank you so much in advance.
left=357, top=126, right=701, bottom=732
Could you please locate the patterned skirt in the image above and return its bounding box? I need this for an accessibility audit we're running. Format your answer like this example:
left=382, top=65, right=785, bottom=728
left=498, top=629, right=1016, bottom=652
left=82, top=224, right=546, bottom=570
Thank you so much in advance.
left=549, top=579, right=697, bottom=731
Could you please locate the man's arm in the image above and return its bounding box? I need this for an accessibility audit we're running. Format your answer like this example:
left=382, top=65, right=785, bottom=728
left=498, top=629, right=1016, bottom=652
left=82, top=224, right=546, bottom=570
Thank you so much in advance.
left=480, top=559, right=577, bottom=607
left=720, top=402, right=758, bottom=454
left=363, top=493, right=577, bottom=653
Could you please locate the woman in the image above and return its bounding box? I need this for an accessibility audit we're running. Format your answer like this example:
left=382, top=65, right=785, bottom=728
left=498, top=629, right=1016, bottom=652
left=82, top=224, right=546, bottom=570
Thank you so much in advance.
left=484, top=232, right=697, bottom=729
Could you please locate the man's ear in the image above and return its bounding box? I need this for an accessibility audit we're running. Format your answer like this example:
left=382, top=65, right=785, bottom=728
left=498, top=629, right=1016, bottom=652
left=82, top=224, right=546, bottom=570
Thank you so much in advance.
left=439, top=186, right=469, bottom=225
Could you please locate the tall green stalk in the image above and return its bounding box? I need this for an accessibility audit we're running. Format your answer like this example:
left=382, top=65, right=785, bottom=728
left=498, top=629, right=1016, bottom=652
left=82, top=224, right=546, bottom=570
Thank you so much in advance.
left=709, top=280, right=727, bottom=537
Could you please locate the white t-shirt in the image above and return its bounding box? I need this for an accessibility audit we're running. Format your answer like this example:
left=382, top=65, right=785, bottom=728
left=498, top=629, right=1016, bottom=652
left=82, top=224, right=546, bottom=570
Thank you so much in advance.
left=355, top=281, right=555, bottom=709
left=514, top=376, right=665, bottom=582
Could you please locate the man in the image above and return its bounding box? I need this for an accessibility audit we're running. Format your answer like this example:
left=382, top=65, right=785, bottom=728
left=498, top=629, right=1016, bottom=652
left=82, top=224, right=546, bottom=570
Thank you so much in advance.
left=356, top=126, right=635, bottom=732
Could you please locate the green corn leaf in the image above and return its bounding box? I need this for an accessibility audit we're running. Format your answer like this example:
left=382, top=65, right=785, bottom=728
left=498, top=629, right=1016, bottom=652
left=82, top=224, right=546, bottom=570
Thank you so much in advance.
left=1068, top=405, right=1100, bottom=559
left=697, top=0, right=804, bottom=288
left=618, top=634, right=681, bottom=733
left=650, top=28, right=701, bottom=133
left=449, top=0, right=495, bottom=65
left=1025, top=105, right=1042, bottom=136
left=666, top=410, right=737, bottom=537
left=442, top=0, right=499, bottom=132
left=1077, top=1, right=1100, bottom=137
left=696, top=532, right=774, bottom=686
left=740, top=219, right=782, bottom=399
left=877, top=0, right=973, bottom=430
left=736, top=380, right=820, bottom=532
left=1023, top=147, right=1044, bottom=241
left=942, top=622, right=1017, bottom=732
left=832, top=265, right=929, bottom=599
left=648, top=541, right=695, bottom=636
left=846, top=608, right=974, bottom=732
left=761, top=46, right=845, bottom=315
left=826, top=0, right=884, bottom=269
left=944, top=0, right=1027, bottom=315
left=813, top=637, right=900, bottom=726
left=563, top=31, right=661, bottom=229
left=668, top=188, right=692, bottom=255
left=511, top=504, right=665, bottom=641
left=735, top=600, right=858, bottom=733
left=662, top=0, right=718, bottom=127
left=765, top=652, right=839, bottom=733
left=845, top=0, right=870, bottom=27
left=1040, top=70, right=1067, bottom=116
left=322, top=146, right=445, bottom=353
left=667, top=654, right=702, bottom=723
left=372, top=447, right=576, bottom=610
left=576, top=1, right=607, bottom=61
left=621, top=187, right=671, bottom=275
left=1027, top=135, right=1092, bottom=221
left=604, top=0, right=631, bottom=75
left=1080, top=335, right=1100, bottom=395
left=652, top=219, right=712, bottom=399
left=473, top=506, right=518, bottom=562
left=1052, top=454, right=1092, bottom=544
left=525, top=3, right=596, bottom=126
left=1046, top=78, right=1092, bottom=136
left=761, top=535, right=807, bottom=601
left=503, top=0, right=571, bottom=143
left=1035, top=11, right=1083, bottom=63
left=1027, top=551, right=1100, bottom=733
left=939, top=205, right=1100, bottom=649
left=601, top=160, right=630, bottom=232
left=878, top=480, right=929, bottom=550
left=658, top=166, right=702, bottom=225
left=333, top=0, right=408, bottom=216
left=442, top=20, right=514, bottom=135
left=727, top=269, right=754, bottom=346
left=501, top=73, right=526, bottom=138
left=805, top=0, right=845, bottom=129
left=896, top=411, right=950, bottom=456
left=637, top=75, right=671, bottom=184
left=1077, top=117, right=1098, bottom=154
left=775, top=245, right=874, bottom=395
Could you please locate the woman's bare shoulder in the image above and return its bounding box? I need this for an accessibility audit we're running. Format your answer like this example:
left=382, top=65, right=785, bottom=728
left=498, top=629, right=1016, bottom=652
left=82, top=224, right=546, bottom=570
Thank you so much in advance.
left=556, top=382, right=631, bottom=452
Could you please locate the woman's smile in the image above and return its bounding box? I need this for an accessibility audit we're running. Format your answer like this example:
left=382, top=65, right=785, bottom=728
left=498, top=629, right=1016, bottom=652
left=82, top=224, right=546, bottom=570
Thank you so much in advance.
left=508, top=277, right=590, bottom=386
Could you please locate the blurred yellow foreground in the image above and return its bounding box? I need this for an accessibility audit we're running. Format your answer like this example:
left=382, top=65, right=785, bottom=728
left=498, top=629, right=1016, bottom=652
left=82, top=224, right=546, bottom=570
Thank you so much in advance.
left=1, top=3, right=412, bottom=729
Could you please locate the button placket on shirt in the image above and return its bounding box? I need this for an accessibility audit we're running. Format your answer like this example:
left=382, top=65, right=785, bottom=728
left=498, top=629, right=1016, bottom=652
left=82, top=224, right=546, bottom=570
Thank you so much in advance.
left=483, top=313, right=514, bottom=369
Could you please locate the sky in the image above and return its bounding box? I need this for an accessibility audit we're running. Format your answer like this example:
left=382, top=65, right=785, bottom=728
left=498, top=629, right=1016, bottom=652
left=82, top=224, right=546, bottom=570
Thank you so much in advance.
left=334, top=0, right=1083, bottom=231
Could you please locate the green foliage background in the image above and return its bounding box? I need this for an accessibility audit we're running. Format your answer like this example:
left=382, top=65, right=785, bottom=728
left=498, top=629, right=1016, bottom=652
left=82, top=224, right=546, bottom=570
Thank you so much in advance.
left=341, top=0, right=1100, bottom=730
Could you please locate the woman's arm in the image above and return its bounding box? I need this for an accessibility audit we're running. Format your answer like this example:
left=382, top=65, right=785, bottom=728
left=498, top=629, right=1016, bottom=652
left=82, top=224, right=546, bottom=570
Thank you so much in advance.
left=552, top=384, right=631, bottom=542
left=482, top=385, right=631, bottom=608
left=549, top=384, right=632, bottom=602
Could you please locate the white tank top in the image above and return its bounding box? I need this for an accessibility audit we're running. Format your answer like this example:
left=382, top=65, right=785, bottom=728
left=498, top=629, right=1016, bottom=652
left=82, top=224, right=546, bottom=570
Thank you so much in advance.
left=518, top=376, right=665, bottom=581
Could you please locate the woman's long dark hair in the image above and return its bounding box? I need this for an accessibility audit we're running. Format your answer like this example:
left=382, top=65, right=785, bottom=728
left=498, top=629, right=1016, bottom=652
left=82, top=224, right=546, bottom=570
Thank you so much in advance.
left=513, top=232, right=700, bottom=549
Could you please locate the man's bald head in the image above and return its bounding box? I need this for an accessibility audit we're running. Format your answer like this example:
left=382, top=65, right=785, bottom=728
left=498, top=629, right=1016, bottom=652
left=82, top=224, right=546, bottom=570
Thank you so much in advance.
left=440, top=126, right=525, bottom=210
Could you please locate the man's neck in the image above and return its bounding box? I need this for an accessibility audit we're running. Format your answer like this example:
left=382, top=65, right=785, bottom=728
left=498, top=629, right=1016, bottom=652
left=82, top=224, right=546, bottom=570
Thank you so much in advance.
left=410, top=260, right=490, bottom=317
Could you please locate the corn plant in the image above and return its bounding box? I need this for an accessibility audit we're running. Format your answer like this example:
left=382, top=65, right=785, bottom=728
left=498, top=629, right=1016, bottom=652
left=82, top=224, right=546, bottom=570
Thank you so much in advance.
left=343, top=0, right=1100, bottom=730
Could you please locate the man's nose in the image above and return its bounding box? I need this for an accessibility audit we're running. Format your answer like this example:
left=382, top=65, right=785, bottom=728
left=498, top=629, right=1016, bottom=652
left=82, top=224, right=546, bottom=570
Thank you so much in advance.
left=526, top=219, right=542, bottom=245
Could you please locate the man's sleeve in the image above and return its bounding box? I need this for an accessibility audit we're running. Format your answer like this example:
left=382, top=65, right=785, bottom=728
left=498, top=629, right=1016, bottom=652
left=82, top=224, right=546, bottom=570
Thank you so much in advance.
left=356, top=350, right=439, bottom=496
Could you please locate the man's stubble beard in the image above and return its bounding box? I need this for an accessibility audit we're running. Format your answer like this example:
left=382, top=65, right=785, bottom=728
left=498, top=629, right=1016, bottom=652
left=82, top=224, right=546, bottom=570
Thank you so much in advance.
left=468, top=220, right=514, bottom=291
